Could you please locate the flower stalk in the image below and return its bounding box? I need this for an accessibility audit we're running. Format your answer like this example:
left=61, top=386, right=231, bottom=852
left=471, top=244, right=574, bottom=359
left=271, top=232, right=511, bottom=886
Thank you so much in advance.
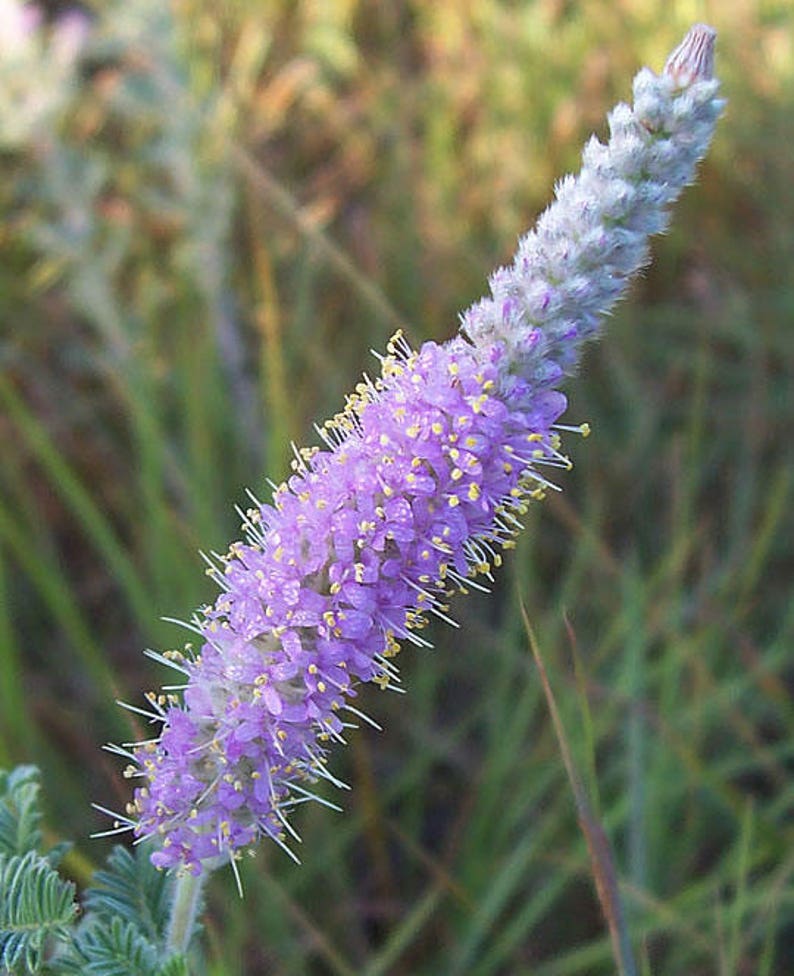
left=166, top=870, right=206, bottom=958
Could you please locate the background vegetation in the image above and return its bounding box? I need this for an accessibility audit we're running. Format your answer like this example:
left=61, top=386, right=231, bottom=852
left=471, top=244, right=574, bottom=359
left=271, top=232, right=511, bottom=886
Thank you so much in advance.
left=1, top=0, right=793, bottom=972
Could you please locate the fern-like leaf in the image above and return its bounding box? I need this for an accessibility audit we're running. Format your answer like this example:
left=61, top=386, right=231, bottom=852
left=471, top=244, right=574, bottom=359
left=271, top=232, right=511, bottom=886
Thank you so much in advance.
left=83, top=845, right=174, bottom=944
left=0, top=850, right=77, bottom=974
left=59, top=915, right=159, bottom=976
left=153, top=954, right=189, bottom=976
left=0, top=767, right=44, bottom=858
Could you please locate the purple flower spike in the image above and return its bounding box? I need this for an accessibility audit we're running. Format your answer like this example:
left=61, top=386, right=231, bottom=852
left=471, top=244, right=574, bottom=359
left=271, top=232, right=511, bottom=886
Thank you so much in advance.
left=128, top=335, right=569, bottom=871
left=110, top=26, right=723, bottom=874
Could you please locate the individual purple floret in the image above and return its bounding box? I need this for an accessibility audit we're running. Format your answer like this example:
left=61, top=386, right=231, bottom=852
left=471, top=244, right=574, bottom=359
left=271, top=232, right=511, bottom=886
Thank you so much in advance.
left=106, top=25, right=723, bottom=874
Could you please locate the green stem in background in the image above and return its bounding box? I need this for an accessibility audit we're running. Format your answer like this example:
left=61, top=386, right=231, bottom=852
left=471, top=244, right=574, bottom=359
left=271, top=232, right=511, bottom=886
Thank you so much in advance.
left=167, top=870, right=207, bottom=959
left=522, top=604, right=638, bottom=976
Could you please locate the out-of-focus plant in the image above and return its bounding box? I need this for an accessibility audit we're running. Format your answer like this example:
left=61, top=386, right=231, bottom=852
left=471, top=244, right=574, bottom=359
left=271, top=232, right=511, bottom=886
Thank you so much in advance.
left=0, top=0, right=247, bottom=657
left=0, top=0, right=87, bottom=149
left=10, top=0, right=233, bottom=357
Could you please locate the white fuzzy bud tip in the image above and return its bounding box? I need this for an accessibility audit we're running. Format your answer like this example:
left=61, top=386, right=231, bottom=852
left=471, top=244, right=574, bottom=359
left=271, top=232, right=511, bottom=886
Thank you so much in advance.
left=664, top=24, right=716, bottom=84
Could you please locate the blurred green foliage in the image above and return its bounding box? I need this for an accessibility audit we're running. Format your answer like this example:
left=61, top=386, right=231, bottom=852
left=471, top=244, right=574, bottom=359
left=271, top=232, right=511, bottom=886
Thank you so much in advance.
left=1, top=0, right=793, bottom=973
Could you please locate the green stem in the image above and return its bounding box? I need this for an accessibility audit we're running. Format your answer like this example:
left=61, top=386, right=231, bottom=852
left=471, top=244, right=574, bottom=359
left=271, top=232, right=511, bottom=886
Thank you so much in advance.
left=167, top=870, right=206, bottom=958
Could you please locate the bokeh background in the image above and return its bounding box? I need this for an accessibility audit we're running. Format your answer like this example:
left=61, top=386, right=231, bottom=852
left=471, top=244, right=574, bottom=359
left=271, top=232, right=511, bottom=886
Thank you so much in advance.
left=1, top=0, right=793, bottom=973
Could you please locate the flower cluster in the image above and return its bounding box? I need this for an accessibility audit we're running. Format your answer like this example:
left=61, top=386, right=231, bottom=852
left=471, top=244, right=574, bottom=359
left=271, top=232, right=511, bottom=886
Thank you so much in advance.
left=108, top=26, right=724, bottom=874
left=123, top=335, right=569, bottom=872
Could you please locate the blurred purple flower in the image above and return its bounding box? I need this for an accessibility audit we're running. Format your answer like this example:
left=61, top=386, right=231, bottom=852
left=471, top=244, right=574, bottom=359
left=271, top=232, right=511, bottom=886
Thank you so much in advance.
left=50, top=8, right=91, bottom=67
left=0, top=0, right=89, bottom=146
left=0, top=0, right=41, bottom=56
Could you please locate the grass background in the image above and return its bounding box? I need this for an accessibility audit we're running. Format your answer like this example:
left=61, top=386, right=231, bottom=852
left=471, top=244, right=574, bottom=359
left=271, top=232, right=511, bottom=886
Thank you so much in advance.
left=1, top=0, right=793, bottom=972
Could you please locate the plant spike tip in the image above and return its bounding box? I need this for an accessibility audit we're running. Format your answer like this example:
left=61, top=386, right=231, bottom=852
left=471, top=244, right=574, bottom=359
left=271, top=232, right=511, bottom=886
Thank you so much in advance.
left=664, top=23, right=717, bottom=84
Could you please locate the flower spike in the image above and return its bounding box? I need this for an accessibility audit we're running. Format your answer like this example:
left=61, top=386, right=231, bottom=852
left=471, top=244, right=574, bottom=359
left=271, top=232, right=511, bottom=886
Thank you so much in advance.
left=112, top=27, right=724, bottom=874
